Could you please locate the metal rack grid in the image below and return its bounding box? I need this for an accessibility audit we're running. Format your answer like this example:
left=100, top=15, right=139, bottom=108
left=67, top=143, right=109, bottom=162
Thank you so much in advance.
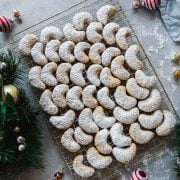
left=10, top=0, right=179, bottom=179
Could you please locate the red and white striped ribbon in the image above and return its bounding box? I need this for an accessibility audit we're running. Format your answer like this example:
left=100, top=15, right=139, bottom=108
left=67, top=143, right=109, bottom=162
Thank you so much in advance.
left=130, top=168, right=147, bottom=180
left=143, top=0, right=161, bottom=10
left=0, top=16, right=13, bottom=32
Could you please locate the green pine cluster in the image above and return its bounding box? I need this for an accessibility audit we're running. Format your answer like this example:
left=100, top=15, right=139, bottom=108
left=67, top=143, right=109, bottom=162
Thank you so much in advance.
left=0, top=48, right=43, bottom=178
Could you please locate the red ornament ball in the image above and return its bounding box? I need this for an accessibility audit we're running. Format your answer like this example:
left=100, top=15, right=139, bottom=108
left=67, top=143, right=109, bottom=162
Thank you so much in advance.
left=130, top=168, right=147, bottom=180
left=0, top=16, right=13, bottom=32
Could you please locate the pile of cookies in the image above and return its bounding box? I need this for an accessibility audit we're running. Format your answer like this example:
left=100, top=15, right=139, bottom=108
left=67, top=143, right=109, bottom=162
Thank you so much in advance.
left=19, top=5, right=176, bottom=178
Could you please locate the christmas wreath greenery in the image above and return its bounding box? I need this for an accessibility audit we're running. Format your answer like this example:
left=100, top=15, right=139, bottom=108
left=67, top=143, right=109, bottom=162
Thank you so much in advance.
left=0, top=48, right=43, bottom=178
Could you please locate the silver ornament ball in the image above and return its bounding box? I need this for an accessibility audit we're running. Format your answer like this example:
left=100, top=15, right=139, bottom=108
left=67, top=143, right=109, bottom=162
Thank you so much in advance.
left=17, top=136, right=25, bottom=144
left=18, top=144, right=26, bottom=151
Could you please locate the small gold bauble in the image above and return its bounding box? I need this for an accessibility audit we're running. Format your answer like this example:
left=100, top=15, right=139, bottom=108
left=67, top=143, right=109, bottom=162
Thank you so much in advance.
left=0, top=136, right=4, bottom=142
left=3, top=84, right=19, bottom=103
left=175, top=52, right=180, bottom=62
left=13, top=126, right=21, bottom=133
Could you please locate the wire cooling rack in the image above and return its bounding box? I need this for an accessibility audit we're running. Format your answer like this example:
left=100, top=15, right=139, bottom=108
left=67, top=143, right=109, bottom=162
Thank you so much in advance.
left=10, top=0, right=179, bottom=179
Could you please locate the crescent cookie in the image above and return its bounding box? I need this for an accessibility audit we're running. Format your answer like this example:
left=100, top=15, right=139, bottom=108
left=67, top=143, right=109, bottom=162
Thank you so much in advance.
left=73, top=12, right=93, bottom=30
left=49, top=110, right=75, bottom=130
left=61, top=128, right=81, bottom=152
left=135, top=70, right=156, bottom=88
left=52, top=84, right=69, bottom=108
left=28, top=66, right=46, bottom=90
left=111, top=55, right=130, bottom=80
left=39, top=89, right=58, bottom=115
left=103, top=22, right=120, bottom=45
left=66, top=86, right=84, bottom=111
left=96, top=5, right=117, bottom=25
left=101, top=47, right=121, bottom=67
left=74, top=127, right=93, bottom=145
left=63, top=23, right=85, bottom=42
left=74, top=42, right=90, bottom=63
left=56, top=63, right=72, bottom=84
left=129, top=123, right=154, bottom=144
left=89, top=42, right=106, bottom=64
left=41, top=62, right=58, bottom=87
left=156, top=110, right=176, bottom=136
left=82, top=85, right=98, bottom=109
left=78, top=108, right=99, bottom=134
left=59, top=41, right=75, bottom=63
left=45, top=40, right=60, bottom=63
left=86, top=22, right=103, bottom=43
left=40, top=26, right=63, bottom=44
left=126, top=78, right=149, bottom=100
left=115, top=27, right=132, bottom=50
left=93, top=106, right=116, bottom=129
left=31, top=42, right=48, bottom=66
left=87, top=64, right=103, bottom=87
left=112, top=143, right=137, bottom=164
left=70, top=63, right=86, bottom=87
left=86, top=147, right=112, bottom=169
left=138, top=89, right=161, bottom=112
left=138, top=110, right=163, bottom=129
left=19, top=34, right=38, bottom=56
left=73, top=155, right=95, bottom=178
left=95, top=129, right=112, bottom=154
left=114, top=86, right=137, bottom=110
left=113, top=106, right=139, bottom=125
left=110, top=123, right=132, bottom=147
left=125, top=44, right=144, bottom=70
left=97, top=87, right=115, bottom=110
left=100, top=67, right=120, bottom=88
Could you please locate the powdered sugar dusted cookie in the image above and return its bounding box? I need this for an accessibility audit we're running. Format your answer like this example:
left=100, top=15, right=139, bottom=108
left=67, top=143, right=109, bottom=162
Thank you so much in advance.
left=56, top=63, right=72, bottom=84
left=112, top=143, right=136, bottom=164
left=73, top=155, right=95, bottom=178
left=138, top=89, right=161, bottom=112
left=52, top=84, right=69, bottom=108
left=93, top=106, right=116, bottom=129
left=66, top=86, right=84, bottom=111
left=78, top=108, right=99, bottom=134
left=116, top=27, right=132, bottom=50
left=102, top=47, right=121, bottom=67
left=74, top=42, right=90, bottom=63
left=96, top=5, right=117, bottom=25
left=86, top=22, right=103, bottom=43
left=95, top=129, right=112, bottom=154
left=74, top=127, right=93, bottom=145
left=126, top=78, right=149, bottom=100
left=100, top=67, right=120, bottom=88
left=41, top=62, right=58, bottom=87
left=63, top=23, right=85, bottom=42
left=97, top=87, right=115, bottom=110
left=40, top=26, right=63, bottom=44
left=103, top=22, right=120, bottom=45
left=70, top=63, right=86, bottom=87
left=89, top=43, right=106, bottom=64
left=45, top=40, right=60, bottom=63
left=59, top=41, right=75, bottom=63
left=114, top=86, right=137, bottom=110
left=31, top=42, right=48, bottom=66
left=110, top=123, right=132, bottom=147
left=138, top=110, right=163, bottom=129
left=129, top=123, right=154, bottom=144
left=111, top=55, right=130, bottom=80
left=49, top=110, right=75, bottom=130
left=113, top=106, right=139, bottom=125
left=19, top=34, right=38, bottom=56
left=39, top=89, right=58, bottom=115
left=73, top=12, right=93, bottom=30
left=156, top=110, right=176, bottom=136
left=28, top=66, right=46, bottom=90
left=82, top=85, right=98, bottom=109
left=61, top=128, right=81, bottom=152
left=125, top=44, right=144, bottom=70
left=86, top=147, right=112, bottom=169
left=135, top=70, right=156, bottom=88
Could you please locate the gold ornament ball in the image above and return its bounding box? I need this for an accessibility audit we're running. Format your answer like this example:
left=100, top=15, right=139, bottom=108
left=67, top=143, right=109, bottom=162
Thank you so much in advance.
left=3, top=84, right=19, bottom=103
left=13, top=126, right=21, bottom=133
left=0, top=136, right=4, bottom=142
left=175, top=52, right=180, bottom=62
